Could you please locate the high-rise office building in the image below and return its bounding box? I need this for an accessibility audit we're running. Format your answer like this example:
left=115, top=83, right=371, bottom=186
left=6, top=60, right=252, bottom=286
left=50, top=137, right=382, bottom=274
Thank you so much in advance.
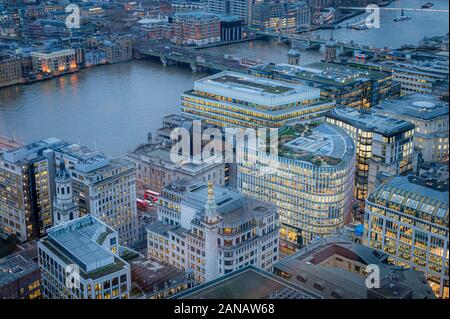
left=364, top=175, right=448, bottom=298
left=238, top=123, right=356, bottom=250
left=249, top=61, right=396, bottom=109
left=52, top=143, right=138, bottom=246
left=147, top=181, right=280, bottom=283
left=181, top=71, right=335, bottom=129
left=0, top=138, right=57, bottom=241
left=326, top=107, right=417, bottom=202
left=38, top=215, right=131, bottom=299
left=1, top=137, right=139, bottom=246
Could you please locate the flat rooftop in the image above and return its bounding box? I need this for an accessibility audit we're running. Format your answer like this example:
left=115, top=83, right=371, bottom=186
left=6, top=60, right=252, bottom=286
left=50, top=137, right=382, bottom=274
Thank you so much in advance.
left=192, top=71, right=321, bottom=107
left=44, top=216, right=127, bottom=278
left=327, top=107, right=415, bottom=137
left=0, top=254, right=38, bottom=287
left=1, top=137, right=62, bottom=164
left=174, top=11, right=219, bottom=20
left=251, top=62, right=387, bottom=86
left=210, top=74, right=294, bottom=95
left=278, top=123, right=355, bottom=166
left=375, top=93, right=449, bottom=120
left=131, top=258, right=189, bottom=296
left=127, top=144, right=222, bottom=174
left=171, top=266, right=321, bottom=299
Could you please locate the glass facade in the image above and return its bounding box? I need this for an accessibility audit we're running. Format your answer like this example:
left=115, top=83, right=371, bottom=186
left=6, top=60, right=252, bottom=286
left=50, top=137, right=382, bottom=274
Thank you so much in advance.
left=181, top=90, right=333, bottom=129
left=364, top=177, right=449, bottom=299
left=238, top=125, right=356, bottom=250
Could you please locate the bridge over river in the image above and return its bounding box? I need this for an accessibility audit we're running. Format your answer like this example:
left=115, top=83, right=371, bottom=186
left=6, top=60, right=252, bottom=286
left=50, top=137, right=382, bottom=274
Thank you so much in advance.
left=133, top=41, right=260, bottom=73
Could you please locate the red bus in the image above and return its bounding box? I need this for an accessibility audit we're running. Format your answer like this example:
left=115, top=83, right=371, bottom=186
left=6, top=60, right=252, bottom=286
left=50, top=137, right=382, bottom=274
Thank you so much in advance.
left=144, top=190, right=159, bottom=203
left=137, top=198, right=147, bottom=210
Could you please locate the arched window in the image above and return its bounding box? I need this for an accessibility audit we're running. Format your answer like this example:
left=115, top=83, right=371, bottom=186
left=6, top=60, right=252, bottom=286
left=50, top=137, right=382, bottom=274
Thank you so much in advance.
left=57, top=187, right=60, bottom=194
left=69, top=212, right=73, bottom=220
left=61, top=188, right=65, bottom=195
left=67, top=186, right=70, bottom=194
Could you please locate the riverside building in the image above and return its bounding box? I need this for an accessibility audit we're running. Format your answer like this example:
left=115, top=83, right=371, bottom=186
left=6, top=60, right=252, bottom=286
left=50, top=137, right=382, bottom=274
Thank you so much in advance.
left=250, top=0, right=311, bottom=33
left=147, top=181, right=280, bottom=283
left=325, top=107, right=416, bottom=202
left=238, top=123, right=356, bottom=250
left=249, top=62, right=396, bottom=109
left=181, top=71, right=335, bottom=129
left=31, top=48, right=78, bottom=77
left=38, top=215, right=131, bottom=299
left=171, top=12, right=221, bottom=46
left=0, top=54, right=22, bottom=88
left=364, top=175, right=449, bottom=299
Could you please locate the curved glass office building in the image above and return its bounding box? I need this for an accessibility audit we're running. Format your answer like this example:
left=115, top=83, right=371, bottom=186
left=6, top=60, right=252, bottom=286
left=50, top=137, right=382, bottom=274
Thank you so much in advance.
left=238, top=123, right=356, bottom=250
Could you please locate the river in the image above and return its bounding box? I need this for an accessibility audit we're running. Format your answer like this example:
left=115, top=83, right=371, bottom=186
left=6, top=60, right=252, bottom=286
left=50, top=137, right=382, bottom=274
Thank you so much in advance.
left=0, top=0, right=448, bottom=157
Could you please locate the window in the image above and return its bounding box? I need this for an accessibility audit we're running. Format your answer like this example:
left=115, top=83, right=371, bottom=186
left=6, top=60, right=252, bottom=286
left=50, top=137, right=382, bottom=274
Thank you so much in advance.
left=436, top=208, right=446, bottom=218
left=420, top=203, right=435, bottom=215
left=391, top=193, right=404, bottom=204
left=405, top=198, right=419, bottom=210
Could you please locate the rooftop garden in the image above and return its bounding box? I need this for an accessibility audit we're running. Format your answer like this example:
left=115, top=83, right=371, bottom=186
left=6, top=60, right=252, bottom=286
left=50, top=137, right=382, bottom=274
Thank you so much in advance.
left=276, top=122, right=342, bottom=167
left=96, top=228, right=114, bottom=245
left=88, top=258, right=127, bottom=280
left=120, top=248, right=140, bottom=263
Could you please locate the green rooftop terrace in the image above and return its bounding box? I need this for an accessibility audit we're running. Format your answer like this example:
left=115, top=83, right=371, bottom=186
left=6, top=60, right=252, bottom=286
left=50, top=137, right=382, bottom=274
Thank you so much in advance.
left=274, top=122, right=352, bottom=167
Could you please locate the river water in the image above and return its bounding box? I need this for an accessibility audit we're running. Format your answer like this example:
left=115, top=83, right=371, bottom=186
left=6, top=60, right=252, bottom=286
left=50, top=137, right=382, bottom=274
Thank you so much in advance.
left=0, top=0, right=448, bottom=156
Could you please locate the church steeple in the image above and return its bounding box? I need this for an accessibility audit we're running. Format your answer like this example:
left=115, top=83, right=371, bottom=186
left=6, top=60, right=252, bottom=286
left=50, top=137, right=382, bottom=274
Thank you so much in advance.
left=287, top=42, right=301, bottom=66
left=53, top=158, right=79, bottom=225
left=325, top=31, right=337, bottom=62
left=55, top=159, right=72, bottom=205
left=204, top=181, right=218, bottom=223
